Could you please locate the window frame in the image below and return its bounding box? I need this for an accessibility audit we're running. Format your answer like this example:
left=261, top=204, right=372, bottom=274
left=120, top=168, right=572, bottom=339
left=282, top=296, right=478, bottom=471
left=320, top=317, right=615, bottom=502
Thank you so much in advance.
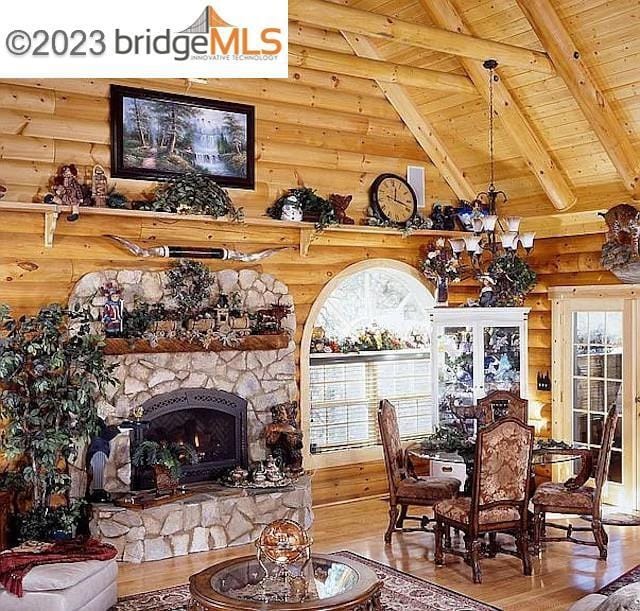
left=300, top=260, right=435, bottom=470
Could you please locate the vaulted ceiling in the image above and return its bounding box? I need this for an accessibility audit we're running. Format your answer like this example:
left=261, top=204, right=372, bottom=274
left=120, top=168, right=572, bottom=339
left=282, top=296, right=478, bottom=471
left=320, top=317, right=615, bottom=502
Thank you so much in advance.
left=289, top=0, right=640, bottom=236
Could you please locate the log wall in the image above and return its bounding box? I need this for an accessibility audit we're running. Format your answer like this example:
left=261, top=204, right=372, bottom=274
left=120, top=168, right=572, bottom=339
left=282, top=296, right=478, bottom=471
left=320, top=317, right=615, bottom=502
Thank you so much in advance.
left=0, top=79, right=617, bottom=506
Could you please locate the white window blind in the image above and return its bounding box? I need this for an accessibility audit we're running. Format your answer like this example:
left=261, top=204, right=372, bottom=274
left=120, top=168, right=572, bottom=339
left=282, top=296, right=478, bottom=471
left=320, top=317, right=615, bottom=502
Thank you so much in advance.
left=309, top=350, right=433, bottom=454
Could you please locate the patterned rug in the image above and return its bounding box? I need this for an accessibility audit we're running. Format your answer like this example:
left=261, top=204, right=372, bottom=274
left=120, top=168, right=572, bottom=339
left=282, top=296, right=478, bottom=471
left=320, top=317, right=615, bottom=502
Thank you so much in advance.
left=114, top=551, right=500, bottom=611
left=599, top=564, right=640, bottom=596
left=580, top=510, right=640, bottom=526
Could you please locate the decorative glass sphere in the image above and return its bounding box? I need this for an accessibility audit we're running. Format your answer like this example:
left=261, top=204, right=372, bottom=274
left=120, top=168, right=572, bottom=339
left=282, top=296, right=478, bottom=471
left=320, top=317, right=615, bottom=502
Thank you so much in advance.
left=257, top=519, right=312, bottom=565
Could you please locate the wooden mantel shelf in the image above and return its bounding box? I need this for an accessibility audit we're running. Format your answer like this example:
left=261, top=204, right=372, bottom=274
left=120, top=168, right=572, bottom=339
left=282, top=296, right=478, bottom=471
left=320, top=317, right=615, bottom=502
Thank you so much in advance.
left=103, top=333, right=290, bottom=355
left=0, top=201, right=466, bottom=255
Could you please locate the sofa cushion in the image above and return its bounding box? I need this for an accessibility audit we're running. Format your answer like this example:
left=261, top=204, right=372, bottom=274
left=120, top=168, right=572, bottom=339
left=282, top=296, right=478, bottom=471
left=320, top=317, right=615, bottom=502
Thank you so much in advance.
left=595, top=583, right=640, bottom=610
left=21, top=559, right=109, bottom=592
left=0, top=559, right=117, bottom=611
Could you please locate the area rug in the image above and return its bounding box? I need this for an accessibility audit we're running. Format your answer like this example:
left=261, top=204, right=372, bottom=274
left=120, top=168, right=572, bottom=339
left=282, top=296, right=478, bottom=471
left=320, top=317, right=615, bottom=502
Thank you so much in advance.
left=599, top=564, right=640, bottom=596
left=114, top=551, right=500, bottom=611
left=580, top=510, right=640, bottom=526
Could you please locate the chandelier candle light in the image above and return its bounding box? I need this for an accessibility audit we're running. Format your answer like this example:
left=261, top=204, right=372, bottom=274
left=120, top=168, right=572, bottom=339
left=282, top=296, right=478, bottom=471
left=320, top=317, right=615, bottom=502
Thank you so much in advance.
left=448, top=60, right=536, bottom=306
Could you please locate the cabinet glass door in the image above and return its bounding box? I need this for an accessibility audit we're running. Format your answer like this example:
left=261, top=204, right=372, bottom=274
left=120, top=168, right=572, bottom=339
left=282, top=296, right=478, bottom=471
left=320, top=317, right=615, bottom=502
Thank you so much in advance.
left=437, top=325, right=474, bottom=424
left=482, top=326, right=521, bottom=396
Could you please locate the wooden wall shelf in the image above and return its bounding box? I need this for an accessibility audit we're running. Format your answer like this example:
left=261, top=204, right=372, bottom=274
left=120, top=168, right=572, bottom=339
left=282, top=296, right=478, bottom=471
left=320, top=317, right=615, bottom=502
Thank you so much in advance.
left=0, top=201, right=467, bottom=255
left=103, top=334, right=290, bottom=355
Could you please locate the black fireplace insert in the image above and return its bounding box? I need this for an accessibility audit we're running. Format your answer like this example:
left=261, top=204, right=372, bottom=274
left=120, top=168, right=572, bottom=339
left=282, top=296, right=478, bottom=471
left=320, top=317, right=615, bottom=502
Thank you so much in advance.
left=130, top=388, right=248, bottom=489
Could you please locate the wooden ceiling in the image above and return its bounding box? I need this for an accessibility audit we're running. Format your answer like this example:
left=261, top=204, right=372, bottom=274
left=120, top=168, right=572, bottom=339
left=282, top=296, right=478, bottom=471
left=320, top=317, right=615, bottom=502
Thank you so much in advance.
left=289, top=0, right=640, bottom=235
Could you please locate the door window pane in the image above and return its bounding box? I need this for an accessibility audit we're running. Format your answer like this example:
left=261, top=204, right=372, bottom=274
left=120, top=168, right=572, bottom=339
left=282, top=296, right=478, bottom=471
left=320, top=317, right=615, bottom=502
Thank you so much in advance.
left=571, top=311, right=623, bottom=486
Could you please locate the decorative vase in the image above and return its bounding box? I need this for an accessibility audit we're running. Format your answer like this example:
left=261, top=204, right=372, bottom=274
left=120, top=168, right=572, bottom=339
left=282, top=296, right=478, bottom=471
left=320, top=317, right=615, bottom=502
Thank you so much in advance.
left=153, top=465, right=178, bottom=496
left=435, top=278, right=449, bottom=307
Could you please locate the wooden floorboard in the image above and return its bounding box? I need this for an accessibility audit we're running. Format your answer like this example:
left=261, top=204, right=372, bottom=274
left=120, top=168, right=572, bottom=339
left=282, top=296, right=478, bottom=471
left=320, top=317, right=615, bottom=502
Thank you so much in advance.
left=117, top=497, right=640, bottom=610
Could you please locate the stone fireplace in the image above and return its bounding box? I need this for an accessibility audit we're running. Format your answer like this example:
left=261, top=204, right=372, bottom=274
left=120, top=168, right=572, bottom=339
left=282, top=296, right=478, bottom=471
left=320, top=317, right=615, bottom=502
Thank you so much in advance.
left=68, top=268, right=313, bottom=562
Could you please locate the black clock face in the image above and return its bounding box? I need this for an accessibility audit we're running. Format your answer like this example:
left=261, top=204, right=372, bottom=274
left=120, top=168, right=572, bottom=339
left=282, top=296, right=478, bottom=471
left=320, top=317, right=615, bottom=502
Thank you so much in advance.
left=371, top=174, right=418, bottom=226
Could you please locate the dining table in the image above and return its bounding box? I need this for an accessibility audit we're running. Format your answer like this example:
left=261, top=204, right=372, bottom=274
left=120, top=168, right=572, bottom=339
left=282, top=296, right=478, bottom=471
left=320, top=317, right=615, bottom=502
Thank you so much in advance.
left=406, top=442, right=593, bottom=495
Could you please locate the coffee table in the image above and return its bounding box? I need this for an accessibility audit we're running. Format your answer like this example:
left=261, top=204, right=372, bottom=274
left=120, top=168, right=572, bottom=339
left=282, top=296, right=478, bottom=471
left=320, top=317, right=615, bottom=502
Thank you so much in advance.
left=189, top=553, right=382, bottom=610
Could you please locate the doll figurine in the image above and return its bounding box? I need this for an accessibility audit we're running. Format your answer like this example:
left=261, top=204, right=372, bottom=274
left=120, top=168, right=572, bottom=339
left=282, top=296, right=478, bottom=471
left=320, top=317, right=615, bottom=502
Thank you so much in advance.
left=478, top=274, right=496, bottom=307
left=101, top=282, right=125, bottom=337
left=92, top=165, right=108, bottom=208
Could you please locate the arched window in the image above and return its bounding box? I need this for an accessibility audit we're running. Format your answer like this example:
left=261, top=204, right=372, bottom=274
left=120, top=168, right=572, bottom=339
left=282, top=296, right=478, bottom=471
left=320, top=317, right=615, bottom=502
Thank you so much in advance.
left=308, top=265, right=435, bottom=454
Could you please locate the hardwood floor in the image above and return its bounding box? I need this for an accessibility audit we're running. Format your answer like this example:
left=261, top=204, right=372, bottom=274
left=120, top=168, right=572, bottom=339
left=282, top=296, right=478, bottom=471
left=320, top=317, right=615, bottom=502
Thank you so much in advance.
left=118, top=497, right=640, bottom=610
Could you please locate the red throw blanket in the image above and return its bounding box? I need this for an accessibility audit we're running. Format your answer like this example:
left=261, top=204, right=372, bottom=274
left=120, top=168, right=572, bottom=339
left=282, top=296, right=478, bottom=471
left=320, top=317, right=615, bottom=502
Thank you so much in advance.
left=0, top=538, right=117, bottom=597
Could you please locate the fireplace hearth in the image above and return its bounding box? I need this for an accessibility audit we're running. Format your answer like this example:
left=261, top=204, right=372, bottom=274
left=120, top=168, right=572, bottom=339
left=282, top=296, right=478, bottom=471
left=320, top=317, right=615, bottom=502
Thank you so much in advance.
left=130, top=388, right=248, bottom=489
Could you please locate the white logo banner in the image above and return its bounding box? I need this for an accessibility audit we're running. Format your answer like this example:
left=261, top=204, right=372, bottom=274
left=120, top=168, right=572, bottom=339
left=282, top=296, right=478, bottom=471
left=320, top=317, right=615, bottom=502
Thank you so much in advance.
left=0, top=1, right=288, bottom=78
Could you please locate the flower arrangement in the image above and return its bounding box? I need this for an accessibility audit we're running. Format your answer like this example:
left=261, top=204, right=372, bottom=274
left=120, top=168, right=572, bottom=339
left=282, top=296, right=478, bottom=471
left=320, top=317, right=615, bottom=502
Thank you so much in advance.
left=420, top=239, right=461, bottom=305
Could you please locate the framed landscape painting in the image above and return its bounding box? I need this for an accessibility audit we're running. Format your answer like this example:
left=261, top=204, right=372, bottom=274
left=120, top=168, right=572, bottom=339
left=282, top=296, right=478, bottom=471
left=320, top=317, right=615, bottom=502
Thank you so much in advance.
left=110, top=85, right=255, bottom=189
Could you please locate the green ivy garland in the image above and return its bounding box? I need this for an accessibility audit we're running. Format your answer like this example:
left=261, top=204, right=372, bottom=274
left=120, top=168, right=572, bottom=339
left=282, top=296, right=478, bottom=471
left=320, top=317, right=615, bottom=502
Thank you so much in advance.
left=151, top=173, right=243, bottom=220
left=267, top=187, right=338, bottom=231
left=488, top=252, right=537, bottom=307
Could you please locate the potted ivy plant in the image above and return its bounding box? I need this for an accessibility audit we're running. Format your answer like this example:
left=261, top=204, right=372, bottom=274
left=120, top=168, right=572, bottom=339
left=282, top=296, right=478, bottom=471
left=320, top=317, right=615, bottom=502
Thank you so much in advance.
left=131, top=441, right=198, bottom=496
left=0, top=303, right=117, bottom=542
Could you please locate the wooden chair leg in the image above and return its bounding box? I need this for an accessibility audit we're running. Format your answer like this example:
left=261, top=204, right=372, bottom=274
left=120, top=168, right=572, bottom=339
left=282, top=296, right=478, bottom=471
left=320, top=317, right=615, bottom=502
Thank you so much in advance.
left=516, top=530, right=532, bottom=576
left=533, top=508, right=543, bottom=555
left=444, top=525, right=452, bottom=549
left=469, top=538, right=483, bottom=584
left=487, top=532, right=498, bottom=558
left=592, top=519, right=608, bottom=560
left=385, top=505, right=398, bottom=544
left=434, top=520, right=444, bottom=565
left=396, top=504, right=408, bottom=529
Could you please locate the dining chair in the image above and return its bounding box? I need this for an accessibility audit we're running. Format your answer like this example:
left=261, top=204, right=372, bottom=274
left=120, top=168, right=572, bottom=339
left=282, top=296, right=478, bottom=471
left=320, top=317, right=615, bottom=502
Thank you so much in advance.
left=476, top=390, right=528, bottom=426
left=377, top=400, right=460, bottom=544
left=433, top=417, right=535, bottom=583
left=532, top=404, right=619, bottom=560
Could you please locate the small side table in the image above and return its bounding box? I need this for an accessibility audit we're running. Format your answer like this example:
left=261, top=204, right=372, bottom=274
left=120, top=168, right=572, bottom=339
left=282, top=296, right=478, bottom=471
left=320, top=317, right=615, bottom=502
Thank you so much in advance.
left=189, top=553, right=382, bottom=611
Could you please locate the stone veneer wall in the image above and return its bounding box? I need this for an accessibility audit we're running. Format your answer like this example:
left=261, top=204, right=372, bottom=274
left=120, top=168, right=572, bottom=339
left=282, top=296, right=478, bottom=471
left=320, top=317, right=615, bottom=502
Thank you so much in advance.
left=68, top=268, right=297, bottom=494
left=91, top=477, right=313, bottom=563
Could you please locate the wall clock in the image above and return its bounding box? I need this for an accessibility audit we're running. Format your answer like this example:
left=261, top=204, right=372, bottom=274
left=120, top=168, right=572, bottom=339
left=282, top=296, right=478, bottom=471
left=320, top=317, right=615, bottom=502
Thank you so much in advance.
left=370, top=173, right=418, bottom=226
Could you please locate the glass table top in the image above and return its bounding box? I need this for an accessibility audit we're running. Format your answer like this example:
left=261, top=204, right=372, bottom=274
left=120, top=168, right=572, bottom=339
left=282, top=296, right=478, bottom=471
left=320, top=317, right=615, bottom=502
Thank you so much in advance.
left=210, top=557, right=360, bottom=604
left=410, top=448, right=584, bottom=465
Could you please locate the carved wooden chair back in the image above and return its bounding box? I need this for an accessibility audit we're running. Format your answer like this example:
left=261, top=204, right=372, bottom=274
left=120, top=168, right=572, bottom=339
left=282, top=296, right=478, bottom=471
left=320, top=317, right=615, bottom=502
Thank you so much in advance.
left=377, top=400, right=405, bottom=498
left=470, top=417, right=534, bottom=537
left=476, top=390, right=528, bottom=427
left=592, top=405, right=619, bottom=518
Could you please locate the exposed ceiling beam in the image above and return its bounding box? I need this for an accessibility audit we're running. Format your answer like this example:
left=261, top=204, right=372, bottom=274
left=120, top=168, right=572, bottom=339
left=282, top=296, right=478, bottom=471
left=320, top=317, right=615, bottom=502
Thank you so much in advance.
left=342, top=33, right=477, bottom=203
left=515, top=0, right=640, bottom=200
left=289, top=44, right=477, bottom=94
left=421, top=0, right=577, bottom=212
left=289, top=0, right=555, bottom=74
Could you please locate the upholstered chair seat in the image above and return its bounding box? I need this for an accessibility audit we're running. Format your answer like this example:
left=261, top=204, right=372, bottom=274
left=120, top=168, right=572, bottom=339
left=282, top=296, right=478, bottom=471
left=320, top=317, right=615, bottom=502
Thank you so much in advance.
left=396, top=477, right=460, bottom=503
left=533, top=482, right=595, bottom=511
left=378, top=400, right=460, bottom=544
left=435, top=497, right=521, bottom=525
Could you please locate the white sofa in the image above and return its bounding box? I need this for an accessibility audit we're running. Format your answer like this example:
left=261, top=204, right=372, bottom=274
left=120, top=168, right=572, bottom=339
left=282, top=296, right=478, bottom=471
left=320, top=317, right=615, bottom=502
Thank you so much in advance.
left=568, top=583, right=640, bottom=611
left=0, top=558, right=117, bottom=611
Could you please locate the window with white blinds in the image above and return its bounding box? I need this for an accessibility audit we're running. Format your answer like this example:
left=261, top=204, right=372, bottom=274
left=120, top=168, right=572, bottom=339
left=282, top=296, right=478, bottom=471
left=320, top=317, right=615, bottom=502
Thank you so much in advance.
left=309, top=350, right=433, bottom=453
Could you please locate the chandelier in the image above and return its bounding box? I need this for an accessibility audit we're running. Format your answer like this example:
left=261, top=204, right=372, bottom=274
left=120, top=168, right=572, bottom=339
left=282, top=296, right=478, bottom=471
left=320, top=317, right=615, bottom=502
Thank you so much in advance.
left=448, top=59, right=535, bottom=273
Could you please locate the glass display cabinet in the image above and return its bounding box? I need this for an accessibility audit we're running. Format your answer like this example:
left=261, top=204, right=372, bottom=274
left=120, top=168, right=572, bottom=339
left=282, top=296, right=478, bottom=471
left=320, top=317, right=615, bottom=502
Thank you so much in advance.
left=430, top=308, right=530, bottom=425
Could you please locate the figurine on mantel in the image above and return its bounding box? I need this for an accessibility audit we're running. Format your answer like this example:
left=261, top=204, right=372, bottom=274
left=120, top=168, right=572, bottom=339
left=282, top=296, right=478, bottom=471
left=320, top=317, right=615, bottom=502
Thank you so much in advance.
left=264, top=401, right=304, bottom=476
left=91, top=165, right=109, bottom=208
left=0, top=184, right=6, bottom=200
left=44, top=164, right=88, bottom=222
left=101, top=282, right=125, bottom=337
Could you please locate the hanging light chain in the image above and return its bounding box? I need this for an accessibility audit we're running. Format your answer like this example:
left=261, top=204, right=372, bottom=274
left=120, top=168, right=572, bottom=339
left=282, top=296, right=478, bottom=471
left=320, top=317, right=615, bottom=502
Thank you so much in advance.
left=483, top=59, right=498, bottom=194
